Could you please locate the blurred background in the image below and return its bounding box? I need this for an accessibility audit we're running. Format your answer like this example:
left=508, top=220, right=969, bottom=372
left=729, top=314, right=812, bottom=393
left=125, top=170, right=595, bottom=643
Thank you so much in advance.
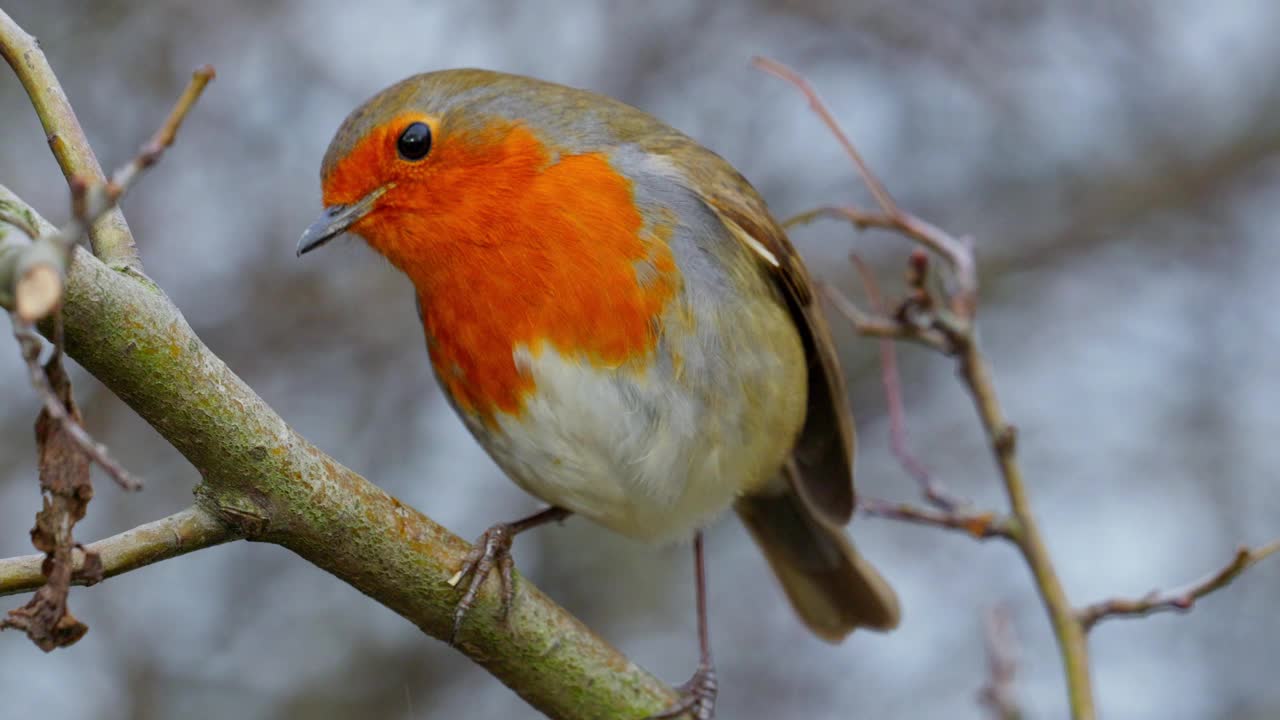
left=2, top=1, right=1278, bottom=718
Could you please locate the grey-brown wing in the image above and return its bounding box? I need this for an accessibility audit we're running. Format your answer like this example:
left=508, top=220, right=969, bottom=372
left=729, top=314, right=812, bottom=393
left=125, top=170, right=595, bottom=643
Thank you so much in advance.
left=704, top=193, right=857, bottom=526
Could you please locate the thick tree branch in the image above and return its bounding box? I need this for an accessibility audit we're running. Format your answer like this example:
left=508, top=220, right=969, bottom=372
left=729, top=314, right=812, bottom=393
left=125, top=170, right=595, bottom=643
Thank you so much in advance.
left=0, top=8, right=140, bottom=271
left=1077, top=540, right=1280, bottom=631
left=0, top=191, right=677, bottom=719
left=0, top=505, right=234, bottom=597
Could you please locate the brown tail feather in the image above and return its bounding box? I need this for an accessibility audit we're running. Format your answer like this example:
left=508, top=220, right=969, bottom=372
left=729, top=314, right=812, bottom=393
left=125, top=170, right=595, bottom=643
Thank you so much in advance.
left=736, top=488, right=900, bottom=641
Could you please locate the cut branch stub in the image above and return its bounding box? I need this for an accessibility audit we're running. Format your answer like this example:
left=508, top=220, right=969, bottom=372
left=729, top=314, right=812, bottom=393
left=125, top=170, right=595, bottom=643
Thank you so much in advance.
left=15, top=240, right=66, bottom=322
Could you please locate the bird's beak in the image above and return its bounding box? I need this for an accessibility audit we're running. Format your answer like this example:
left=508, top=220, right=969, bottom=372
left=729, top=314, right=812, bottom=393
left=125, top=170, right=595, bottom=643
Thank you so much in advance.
left=296, top=184, right=391, bottom=257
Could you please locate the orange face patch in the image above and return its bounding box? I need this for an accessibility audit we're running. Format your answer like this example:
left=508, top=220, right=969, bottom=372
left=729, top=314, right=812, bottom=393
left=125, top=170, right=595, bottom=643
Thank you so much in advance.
left=323, top=118, right=678, bottom=425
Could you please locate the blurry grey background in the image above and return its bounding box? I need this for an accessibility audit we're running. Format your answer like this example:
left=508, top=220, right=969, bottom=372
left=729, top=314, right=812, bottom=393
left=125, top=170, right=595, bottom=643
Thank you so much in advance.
left=2, top=1, right=1278, bottom=718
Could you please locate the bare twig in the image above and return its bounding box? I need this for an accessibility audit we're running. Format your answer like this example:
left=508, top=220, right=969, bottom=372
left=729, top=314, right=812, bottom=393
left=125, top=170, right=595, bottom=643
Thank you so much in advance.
left=1077, top=540, right=1280, bottom=631
left=947, top=329, right=1100, bottom=717
left=818, top=282, right=950, bottom=352
left=0, top=7, right=138, bottom=270
left=0, top=64, right=214, bottom=493
left=11, top=321, right=140, bottom=490
left=61, top=69, right=214, bottom=244
left=759, top=56, right=1096, bottom=719
left=0, top=506, right=235, bottom=597
left=0, top=66, right=215, bottom=322
left=771, top=58, right=1276, bottom=715
left=752, top=58, right=900, bottom=218
left=780, top=206, right=977, bottom=321
left=849, top=253, right=966, bottom=510
left=99, top=65, right=216, bottom=208
left=979, top=606, right=1022, bottom=720
left=859, top=497, right=1012, bottom=540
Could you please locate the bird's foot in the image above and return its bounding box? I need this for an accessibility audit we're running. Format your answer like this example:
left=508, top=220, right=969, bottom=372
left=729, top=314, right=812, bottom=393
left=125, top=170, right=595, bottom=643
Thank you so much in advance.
left=644, top=661, right=718, bottom=720
left=447, top=521, right=518, bottom=644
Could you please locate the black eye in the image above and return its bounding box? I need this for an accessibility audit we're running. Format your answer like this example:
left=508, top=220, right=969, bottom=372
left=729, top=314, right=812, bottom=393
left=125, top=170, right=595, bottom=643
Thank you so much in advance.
left=397, top=122, right=432, bottom=161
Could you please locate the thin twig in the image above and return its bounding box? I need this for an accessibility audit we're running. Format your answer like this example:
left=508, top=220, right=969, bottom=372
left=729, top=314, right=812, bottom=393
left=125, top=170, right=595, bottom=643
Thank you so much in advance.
left=0, top=65, right=215, bottom=323
left=11, top=321, right=140, bottom=490
left=791, top=203, right=976, bottom=320
left=859, top=497, right=1012, bottom=540
left=0, top=64, right=213, bottom=319
left=0, top=505, right=234, bottom=597
left=752, top=57, right=900, bottom=217
left=102, top=65, right=216, bottom=205
left=760, top=56, right=1096, bottom=719
left=779, top=206, right=977, bottom=326
left=68, top=64, right=216, bottom=244
left=0, top=7, right=138, bottom=270
left=1078, top=540, right=1280, bottom=631
left=0, top=26, right=213, bottom=501
left=949, top=276, right=1095, bottom=718
left=979, top=605, right=1023, bottom=720
left=818, top=282, right=951, bottom=352
left=850, top=253, right=964, bottom=510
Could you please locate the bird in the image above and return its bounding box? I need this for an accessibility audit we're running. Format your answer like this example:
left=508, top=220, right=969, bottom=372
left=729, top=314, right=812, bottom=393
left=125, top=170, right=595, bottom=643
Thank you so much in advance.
left=297, top=68, right=899, bottom=719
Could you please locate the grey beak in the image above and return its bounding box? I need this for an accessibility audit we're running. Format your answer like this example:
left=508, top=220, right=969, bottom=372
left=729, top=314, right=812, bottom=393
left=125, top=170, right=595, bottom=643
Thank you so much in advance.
left=296, top=185, right=391, bottom=257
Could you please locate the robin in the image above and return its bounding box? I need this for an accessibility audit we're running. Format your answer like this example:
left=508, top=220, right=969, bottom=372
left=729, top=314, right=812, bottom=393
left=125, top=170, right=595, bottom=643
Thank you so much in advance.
left=297, top=68, right=899, bottom=719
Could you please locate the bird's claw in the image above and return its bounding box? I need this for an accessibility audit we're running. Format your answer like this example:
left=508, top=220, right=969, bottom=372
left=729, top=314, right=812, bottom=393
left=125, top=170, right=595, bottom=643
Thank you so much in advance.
left=644, top=661, right=718, bottom=720
left=449, top=522, right=518, bottom=644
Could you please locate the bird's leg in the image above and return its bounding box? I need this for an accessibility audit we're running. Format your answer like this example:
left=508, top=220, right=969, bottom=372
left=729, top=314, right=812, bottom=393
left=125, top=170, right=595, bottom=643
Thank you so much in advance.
left=646, top=530, right=718, bottom=720
left=448, top=505, right=570, bottom=643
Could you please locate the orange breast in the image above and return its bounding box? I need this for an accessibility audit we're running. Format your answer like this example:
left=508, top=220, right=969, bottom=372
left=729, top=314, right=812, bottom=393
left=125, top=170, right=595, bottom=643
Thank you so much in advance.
left=352, top=125, right=678, bottom=425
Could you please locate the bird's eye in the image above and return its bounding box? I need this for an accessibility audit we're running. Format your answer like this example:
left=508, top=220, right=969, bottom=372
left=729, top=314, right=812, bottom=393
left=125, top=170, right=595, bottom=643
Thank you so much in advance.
left=397, top=122, right=432, bottom=161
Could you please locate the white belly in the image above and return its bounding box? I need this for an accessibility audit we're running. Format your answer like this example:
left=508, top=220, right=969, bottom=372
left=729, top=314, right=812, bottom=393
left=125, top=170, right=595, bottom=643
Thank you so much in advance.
left=471, top=343, right=799, bottom=542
